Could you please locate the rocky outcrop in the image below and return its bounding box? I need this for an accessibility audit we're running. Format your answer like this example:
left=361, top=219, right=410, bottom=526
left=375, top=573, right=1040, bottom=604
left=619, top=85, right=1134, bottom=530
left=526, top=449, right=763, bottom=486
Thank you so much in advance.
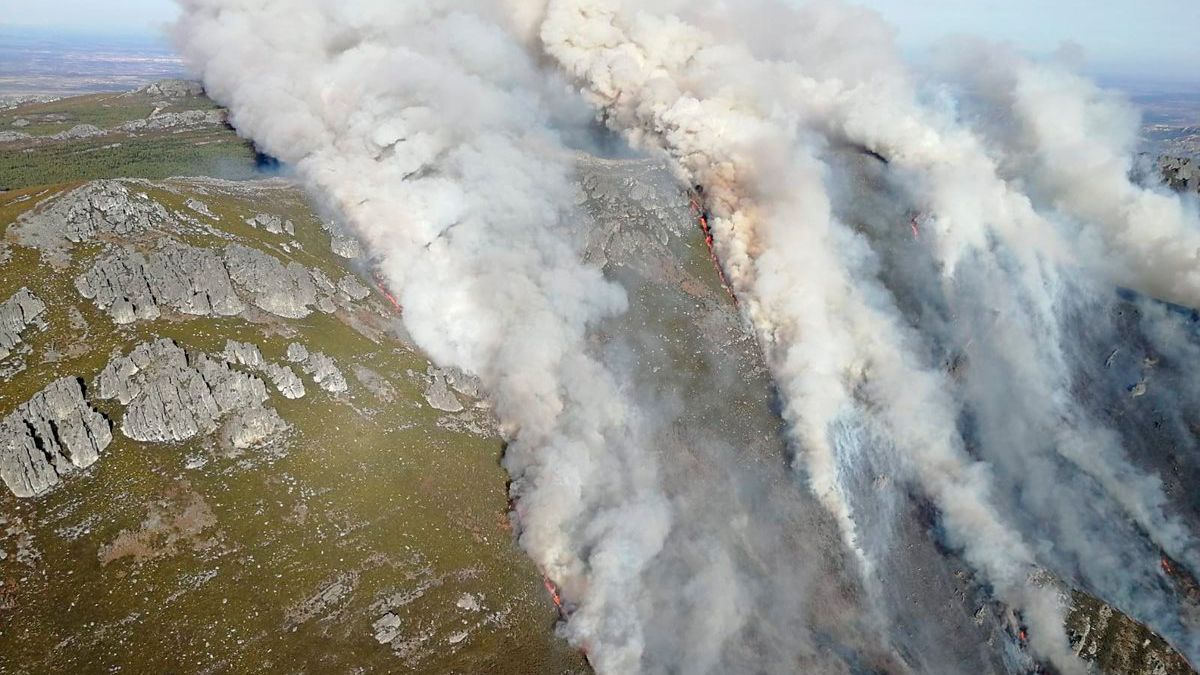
left=75, top=240, right=245, bottom=324
left=0, top=378, right=112, bottom=498
left=0, top=288, right=47, bottom=361
left=14, top=180, right=175, bottom=254
left=117, top=110, right=224, bottom=133
left=221, top=340, right=264, bottom=369
left=422, top=368, right=464, bottom=413
left=245, top=213, right=294, bottom=235
left=329, top=229, right=363, bottom=259
left=96, top=339, right=272, bottom=443
left=222, top=407, right=289, bottom=450
left=137, top=79, right=205, bottom=99
left=220, top=340, right=305, bottom=399
left=0, top=131, right=31, bottom=143
left=75, top=240, right=362, bottom=324
left=223, top=244, right=322, bottom=319
left=286, top=343, right=309, bottom=364
left=49, top=124, right=106, bottom=141
left=298, top=351, right=347, bottom=394
left=338, top=275, right=370, bottom=301
left=1161, top=156, right=1200, bottom=194
left=185, top=198, right=218, bottom=220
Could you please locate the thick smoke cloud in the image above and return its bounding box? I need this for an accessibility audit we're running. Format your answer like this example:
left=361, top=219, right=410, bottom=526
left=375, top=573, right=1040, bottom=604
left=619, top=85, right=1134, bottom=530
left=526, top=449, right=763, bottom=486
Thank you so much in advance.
left=529, top=0, right=1200, bottom=669
left=176, top=0, right=1200, bottom=672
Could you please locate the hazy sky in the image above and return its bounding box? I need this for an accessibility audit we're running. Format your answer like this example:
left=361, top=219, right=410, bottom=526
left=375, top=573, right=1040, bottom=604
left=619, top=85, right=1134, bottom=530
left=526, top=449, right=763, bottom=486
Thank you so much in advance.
left=0, top=0, right=1194, bottom=82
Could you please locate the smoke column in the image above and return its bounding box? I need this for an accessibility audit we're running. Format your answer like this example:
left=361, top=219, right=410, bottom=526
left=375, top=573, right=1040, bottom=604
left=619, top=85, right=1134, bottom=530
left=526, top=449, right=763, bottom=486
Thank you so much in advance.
left=176, top=0, right=1200, bottom=672
left=528, top=0, right=1200, bottom=668
left=173, top=2, right=683, bottom=670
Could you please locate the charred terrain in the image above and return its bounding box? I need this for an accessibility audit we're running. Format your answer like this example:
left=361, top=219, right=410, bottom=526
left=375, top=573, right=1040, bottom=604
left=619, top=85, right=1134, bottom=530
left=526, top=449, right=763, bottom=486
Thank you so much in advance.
left=0, top=39, right=1199, bottom=672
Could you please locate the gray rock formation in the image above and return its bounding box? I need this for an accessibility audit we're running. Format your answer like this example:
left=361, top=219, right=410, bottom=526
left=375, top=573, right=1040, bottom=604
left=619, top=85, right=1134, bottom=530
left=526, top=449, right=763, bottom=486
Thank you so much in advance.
left=185, top=198, right=219, bottom=220
left=329, top=230, right=363, bottom=259
left=244, top=213, right=293, bottom=235
left=222, top=407, right=288, bottom=450
left=0, top=131, right=31, bottom=143
left=0, top=288, right=47, bottom=360
left=0, top=378, right=112, bottom=498
left=264, top=363, right=306, bottom=399
left=117, top=109, right=224, bottom=133
left=14, top=180, right=175, bottom=253
left=49, top=124, right=106, bottom=141
left=423, top=368, right=463, bottom=413
left=286, top=343, right=309, bottom=363
left=1161, top=156, right=1200, bottom=194
left=338, top=275, right=370, bottom=301
left=137, top=79, right=205, bottom=99
left=300, top=352, right=348, bottom=394
left=76, top=240, right=246, bottom=323
left=96, top=339, right=271, bottom=443
left=222, top=340, right=264, bottom=369
left=223, top=244, right=320, bottom=319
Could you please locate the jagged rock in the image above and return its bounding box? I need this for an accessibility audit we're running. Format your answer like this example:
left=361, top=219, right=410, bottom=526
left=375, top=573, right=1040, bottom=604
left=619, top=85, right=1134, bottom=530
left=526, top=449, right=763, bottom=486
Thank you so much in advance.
left=283, top=220, right=295, bottom=236
left=264, top=363, right=306, bottom=399
left=96, top=339, right=269, bottom=443
left=14, top=180, right=175, bottom=253
left=286, top=343, right=309, bottom=363
left=11, top=118, right=29, bottom=128
left=222, top=340, right=264, bottom=368
left=223, top=244, right=318, bottom=319
left=0, top=131, right=31, bottom=143
left=423, top=368, right=463, bottom=413
left=49, top=124, right=106, bottom=141
left=76, top=240, right=245, bottom=323
left=0, top=288, right=47, bottom=360
left=222, top=407, right=288, bottom=450
left=137, top=79, right=204, bottom=98
left=185, top=198, right=219, bottom=220
left=301, top=352, right=347, bottom=394
left=117, top=109, right=224, bottom=133
left=0, top=377, right=112, bottom=498
left=338, top=275, right=370, bottom=301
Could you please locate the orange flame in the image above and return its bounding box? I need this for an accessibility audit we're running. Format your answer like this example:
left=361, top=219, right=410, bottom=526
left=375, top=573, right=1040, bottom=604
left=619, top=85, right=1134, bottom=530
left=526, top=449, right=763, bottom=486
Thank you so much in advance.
left=1162, top=557, right=1174, bottom=576
left=1018, top=630, right=1027, bottom=643
left=691, top=193, right=738, bottom=304
left=543, top=576, right=564, bottom=610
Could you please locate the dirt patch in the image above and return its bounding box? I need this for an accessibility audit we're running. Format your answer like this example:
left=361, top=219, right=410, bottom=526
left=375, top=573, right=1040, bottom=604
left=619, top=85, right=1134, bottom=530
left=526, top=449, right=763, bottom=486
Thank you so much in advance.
left=98, top=482, right=218, bottom=566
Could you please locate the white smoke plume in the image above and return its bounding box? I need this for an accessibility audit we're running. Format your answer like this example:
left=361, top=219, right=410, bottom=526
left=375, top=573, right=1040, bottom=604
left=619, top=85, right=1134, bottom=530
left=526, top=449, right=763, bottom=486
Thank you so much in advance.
left=175, top=0, right=1200, bottom=672
left=173, top=2, right=677, bottom=670
left=528, top=0, right=1200, bottom=668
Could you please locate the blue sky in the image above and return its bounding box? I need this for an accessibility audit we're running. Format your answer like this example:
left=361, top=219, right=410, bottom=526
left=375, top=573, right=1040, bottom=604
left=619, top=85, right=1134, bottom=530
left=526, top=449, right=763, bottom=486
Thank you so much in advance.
left=0, top=0, right=1195, bottom=82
